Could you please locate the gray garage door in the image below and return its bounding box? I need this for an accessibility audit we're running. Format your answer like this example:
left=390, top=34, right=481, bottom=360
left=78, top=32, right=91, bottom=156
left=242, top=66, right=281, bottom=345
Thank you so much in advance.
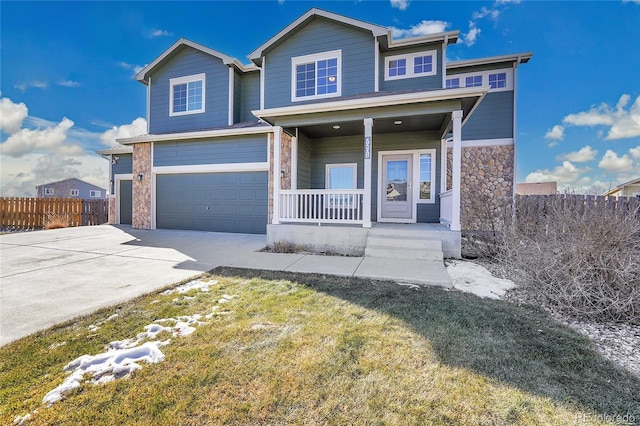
left=156, top=172, right=268, bottom=234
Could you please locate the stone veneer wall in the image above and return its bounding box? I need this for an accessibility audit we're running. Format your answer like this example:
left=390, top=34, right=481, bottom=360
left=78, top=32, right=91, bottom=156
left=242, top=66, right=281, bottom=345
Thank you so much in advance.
left=132, top=142, right=152, bottom=229
left=108, top=197, right=116, bottom=225
left=268, top=131, right=293, bottom=224
left=447, top=144, right=515, bottom=230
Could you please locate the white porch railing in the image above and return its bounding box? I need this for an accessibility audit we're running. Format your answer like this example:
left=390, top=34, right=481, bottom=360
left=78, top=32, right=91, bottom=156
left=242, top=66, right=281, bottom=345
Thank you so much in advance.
left=279, top=189, right=365, bottom=225
left=439, top=190, right=453, bottom=226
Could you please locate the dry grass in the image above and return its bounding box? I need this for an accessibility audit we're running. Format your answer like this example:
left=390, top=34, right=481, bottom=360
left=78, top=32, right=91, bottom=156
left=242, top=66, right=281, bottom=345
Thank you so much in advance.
left=44, top=213, right=71, bottom=230
left=1, top=270, right=638, bottom=425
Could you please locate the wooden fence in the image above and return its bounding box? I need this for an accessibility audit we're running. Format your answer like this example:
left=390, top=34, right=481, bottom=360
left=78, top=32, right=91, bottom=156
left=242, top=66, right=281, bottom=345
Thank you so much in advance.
left=515, top=194, right=640, bottom=219
left=0, top=197, right=108, bottom=231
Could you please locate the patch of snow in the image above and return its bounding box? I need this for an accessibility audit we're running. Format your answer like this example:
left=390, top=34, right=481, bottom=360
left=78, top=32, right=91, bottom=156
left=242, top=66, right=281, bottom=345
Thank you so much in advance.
left=446, top=260, right=515, bottom=299
left=13, top=413, right=31, bottom=425
left=49, top=341, right=67, bottom=349
left=43, top=341, right=168, bottom=405
left=160, top=279, right=217, bottom=295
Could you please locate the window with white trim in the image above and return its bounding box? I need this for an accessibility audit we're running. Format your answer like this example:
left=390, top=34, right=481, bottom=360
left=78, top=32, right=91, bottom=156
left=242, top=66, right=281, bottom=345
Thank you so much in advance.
left=446, top=78, right=460, bottom=89
left=70, top=189, right=79, bottom=196
left=488, top=72, right=507, bottom=89
left=169, top=73, right=205, bottom=116
left=465, top=75, right=483, bottom=87
left=418, top=151, right=436, bottom=203
left=292, top=50, right=341, bottom=102
left=44, top=188, right=54, bottom=195
left=90, top=190, right=101, bottom=198
left=385, top=50, right=437, bottom=80
left=445, top=68, right=513, bottom=91
left=326, top=163, right=357, bottom=207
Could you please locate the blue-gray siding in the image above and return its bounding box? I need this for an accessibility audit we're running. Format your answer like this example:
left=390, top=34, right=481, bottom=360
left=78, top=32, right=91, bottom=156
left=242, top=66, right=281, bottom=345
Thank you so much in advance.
left=153, top=135, right=268, bottom=167
left=240, top=72, right=260, bottom=123
left=233, top=70, right=242, bottom=124
left=307, top=132, right=441, bottom=222
left=296, top=132, right=311, bottom=189
left=264, top=18, right=376, bottom=109
left=149, top=47, right=230, bottom=134
left=462, top=91, right=514, bottom=140
left=110, top=153, right=132, bottom=194
left=379, top=45, right=443, bottom=92
left=156, top=172, right=268, bottom=234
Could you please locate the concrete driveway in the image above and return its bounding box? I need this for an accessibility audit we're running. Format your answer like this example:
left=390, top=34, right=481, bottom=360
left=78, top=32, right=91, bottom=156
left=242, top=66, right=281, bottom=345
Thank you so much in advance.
left=0, top=225, right=266, bottom=346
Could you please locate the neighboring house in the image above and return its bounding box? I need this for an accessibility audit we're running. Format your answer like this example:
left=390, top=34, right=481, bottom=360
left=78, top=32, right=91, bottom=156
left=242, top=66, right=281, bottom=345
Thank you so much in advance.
left=104, top=8, right=532, bottom=258
left=603, top=177, right=640, bottom=199
left=36, top=178, right=106, bottom=200
left=515, top=182, right=557, bottom=196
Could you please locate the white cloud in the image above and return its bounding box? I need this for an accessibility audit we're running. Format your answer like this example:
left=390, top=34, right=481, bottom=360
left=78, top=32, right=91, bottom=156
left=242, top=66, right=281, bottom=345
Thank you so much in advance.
left=0, top=97, right=28, bottom=134
left=100, top=117, right=147, bottom=147
left=462, top=24, right=481, bottom=47
left=544, top=125, right=564, bottom=141
left=598, top=149, right=634, bottom=172
left=119, top=62, right=145, bottom=76
left=472, top=6, right=500, bottom=20
left=525, top=161, right=587, bottom=185
left=392, top=20, right=451, bottom=39
left=0, top=117, right=83, bottom=158
left=14, top=81, right=48, bottom=92
left=390, top=0, right=410, bottom=11
left=629, top=145, right=640, bottom=159
left=150, top=29, right=171, bottom=38
left=562, top=94, right=640, bottom=140
left=58, top=80, right=81, bottom=88
left=556, top=145, right=598, bottom=163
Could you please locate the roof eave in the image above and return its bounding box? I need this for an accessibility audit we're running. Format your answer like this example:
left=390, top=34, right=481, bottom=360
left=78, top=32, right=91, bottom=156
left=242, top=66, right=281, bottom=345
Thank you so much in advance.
left=385, top=30, right=460, bottom=49
left=447, top=52, right=534, bottom=70
left=116, top=125, right=273, bottom=145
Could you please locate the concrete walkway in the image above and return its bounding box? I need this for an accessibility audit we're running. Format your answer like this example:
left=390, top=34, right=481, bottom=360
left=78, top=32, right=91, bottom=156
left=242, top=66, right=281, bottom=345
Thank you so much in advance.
left=1, top=225, right=450, bottom=346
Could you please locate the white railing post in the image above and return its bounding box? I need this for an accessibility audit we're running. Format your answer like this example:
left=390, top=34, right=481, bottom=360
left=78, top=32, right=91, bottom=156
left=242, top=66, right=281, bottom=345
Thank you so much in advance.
left=272, top=126, right=282, bottom=224
left=363, top=118, right=373, bottom=228
left=451, top=110, right=462, bottom=232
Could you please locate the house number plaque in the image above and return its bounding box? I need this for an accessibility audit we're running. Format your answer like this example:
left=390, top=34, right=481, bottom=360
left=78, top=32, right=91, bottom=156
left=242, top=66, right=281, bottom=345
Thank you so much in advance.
left=364, top=136, right=371, bottom=159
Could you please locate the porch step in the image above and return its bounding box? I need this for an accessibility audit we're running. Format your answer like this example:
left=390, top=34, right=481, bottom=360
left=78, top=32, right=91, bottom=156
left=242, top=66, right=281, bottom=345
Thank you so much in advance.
left=365, top=235, right=443, bottom=261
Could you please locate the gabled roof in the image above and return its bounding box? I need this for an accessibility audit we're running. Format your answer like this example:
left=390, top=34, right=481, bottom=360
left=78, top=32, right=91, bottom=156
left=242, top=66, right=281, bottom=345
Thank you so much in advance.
left=249, top=8, right=388, bottom=65
left=447, top=52, right=533, bottom=70
left=135, top=38, right=258, bottom=84
left=603, top=176, right=640, bottom=196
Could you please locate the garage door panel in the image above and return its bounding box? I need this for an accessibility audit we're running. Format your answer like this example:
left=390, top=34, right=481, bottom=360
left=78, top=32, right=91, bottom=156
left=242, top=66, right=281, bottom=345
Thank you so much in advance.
left=156, top=172, right=267, bottom=234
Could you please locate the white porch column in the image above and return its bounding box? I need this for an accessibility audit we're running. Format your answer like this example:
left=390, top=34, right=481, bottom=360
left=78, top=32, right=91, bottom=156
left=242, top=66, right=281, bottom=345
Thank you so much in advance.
left=363, top=118, right=373, bottom=228
left=451, top=110, right=463, bottom=232
left=272, top=126, right=282, bottom=225
left=440, top=137, right=447, bottom=193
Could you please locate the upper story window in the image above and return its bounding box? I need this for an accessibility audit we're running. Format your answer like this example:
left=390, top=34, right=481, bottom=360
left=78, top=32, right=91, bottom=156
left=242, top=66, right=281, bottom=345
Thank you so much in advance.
left=465, top=75, right=483, bottom=87
left=445, top=78, right=460, bottom=89
left=44, top=188, right=54, bottom=195
left=70, top=189, right=79, bottom=196
left=446, top=69, right=513, bottom=92
left=291, top=50, right=342, bottom=102
left=385, top=50, right=437, bottom=81
left=169, top=73, right=206, bottom=116
left=489, top=72, right=507, bottom=89
left=90, top=190, right=101, bottom=198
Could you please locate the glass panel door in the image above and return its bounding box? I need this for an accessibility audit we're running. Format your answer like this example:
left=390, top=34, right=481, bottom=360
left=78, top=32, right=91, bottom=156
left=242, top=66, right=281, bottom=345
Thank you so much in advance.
left=381, top=154, right=413, bottom=220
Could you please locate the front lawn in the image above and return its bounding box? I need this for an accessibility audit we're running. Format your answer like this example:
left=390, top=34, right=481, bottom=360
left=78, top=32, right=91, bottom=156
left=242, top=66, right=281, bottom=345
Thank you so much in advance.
left=1, top=268, right=638, bottom=425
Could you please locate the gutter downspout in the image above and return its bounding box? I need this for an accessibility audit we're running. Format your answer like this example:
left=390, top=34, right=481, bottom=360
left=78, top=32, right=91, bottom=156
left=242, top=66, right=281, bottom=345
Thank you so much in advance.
left=512, top=56, right=522, bottom=200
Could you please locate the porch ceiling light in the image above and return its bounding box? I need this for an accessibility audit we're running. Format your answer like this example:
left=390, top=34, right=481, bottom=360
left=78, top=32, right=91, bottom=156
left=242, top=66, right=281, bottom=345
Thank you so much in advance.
left=394, top=120, right=403, bottom=125
left=333, top=125, right=341, bottom=129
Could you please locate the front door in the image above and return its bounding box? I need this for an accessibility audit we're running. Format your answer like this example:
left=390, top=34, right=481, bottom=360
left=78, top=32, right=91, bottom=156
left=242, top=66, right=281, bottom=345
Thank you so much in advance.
left=380, top=154, right=413, bottom=220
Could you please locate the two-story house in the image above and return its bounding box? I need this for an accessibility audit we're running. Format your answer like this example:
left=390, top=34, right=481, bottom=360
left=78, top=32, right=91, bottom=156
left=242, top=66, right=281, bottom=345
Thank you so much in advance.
left=105, top=8, right=532, bottom=258
left=36, top=178, right=106, bottom=200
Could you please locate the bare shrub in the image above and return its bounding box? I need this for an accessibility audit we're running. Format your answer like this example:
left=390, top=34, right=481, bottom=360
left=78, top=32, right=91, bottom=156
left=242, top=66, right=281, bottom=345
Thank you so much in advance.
left=501, top=195, right=640, bottom=324
left=44, top=213, right=70, bottom=230
left=271, top=241, right=294, bottom=253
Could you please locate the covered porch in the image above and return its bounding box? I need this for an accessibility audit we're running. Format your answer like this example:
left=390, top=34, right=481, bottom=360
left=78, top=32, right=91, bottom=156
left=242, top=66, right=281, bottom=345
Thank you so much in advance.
left=254, top=88, right=487, bottom=258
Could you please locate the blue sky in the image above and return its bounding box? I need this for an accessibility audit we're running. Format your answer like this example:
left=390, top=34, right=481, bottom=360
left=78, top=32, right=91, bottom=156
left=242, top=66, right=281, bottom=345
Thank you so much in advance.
left=1, top=0, right=639, bottom=196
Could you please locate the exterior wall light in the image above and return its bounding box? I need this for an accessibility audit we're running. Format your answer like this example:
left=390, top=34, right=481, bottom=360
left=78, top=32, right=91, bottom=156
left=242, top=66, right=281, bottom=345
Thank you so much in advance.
left=137, top=173, right=143, bottom=181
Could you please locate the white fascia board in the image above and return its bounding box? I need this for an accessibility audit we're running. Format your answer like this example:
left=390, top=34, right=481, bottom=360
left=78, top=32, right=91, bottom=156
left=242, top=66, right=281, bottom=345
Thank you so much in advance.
left=386, top=30, right=459, bottom=48
left=117, top=126, right=273, bottom=145
left=447, top=52, right=533, bottom=70
left=248, top=8, right=387, bottom=62
left=446, top=138, right=514, bottom=148
left=136, top=38, right=254, bottom=83
left=253, top=86, right=489, bottom=120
